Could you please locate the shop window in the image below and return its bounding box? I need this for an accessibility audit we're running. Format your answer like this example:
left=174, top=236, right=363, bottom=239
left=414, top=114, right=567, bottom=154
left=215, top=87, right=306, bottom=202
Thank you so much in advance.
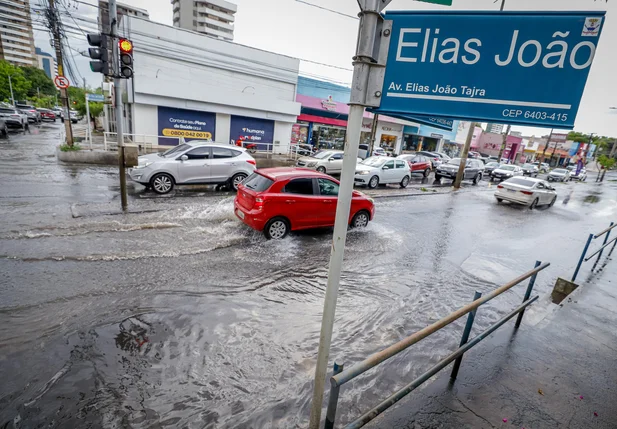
left=312, top=125, right=346, bottom=150
left=380, top=134, right=397, bottom=151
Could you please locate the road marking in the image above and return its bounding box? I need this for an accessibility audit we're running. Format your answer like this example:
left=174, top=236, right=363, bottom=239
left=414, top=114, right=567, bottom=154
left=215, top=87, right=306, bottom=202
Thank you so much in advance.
left=385, top=93, right=571, bottom=110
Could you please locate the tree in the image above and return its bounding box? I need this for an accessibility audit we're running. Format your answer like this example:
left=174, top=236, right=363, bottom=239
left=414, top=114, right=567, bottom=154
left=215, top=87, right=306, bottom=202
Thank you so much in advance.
left=20, top=66, right=57, bottom=97
left=598, top=154, right=615, bottom=169
left=0, top=60, right=30, bottom=102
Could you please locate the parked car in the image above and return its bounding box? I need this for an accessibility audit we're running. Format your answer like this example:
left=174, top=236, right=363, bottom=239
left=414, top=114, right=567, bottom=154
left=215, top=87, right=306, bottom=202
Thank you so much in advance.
left=483, top=162, right=501, bottom=176
left=487, top=156, right=500, bottom=162
left=571, top=168, right=587, bottom=181
left=38, top=108, right=56, bottom=122
left=296, top=150, right=362, bottom=174
left=491, top=164, right=523, bottom=181
left=372, top=147, right=388, bottom=157
left=433, top=152, right=451, bottom=163
left=521, top=163, right=539, bottom=177
left=291, top=144, right=313, bottom=157
left=52, top=107, right=64, bottom=120
left=355, top=156, right=412, bottom=188
left=397, top=154, right=432, bottom=177
left=468, top=151, right=482, bottom=159
left=435, top=158, right=484, bottom=184
left=234, top=168, right=375, bottom=239
left=495, top=177, right=557, bottom=209
left=416, top=151, right=442, bottom=168
left=547, top=168, right=571, bottom=182
left=15, top=104, right=41, bottom=123
left=69, top=110, right=79, bottom=123
left=128, top=142, right=256, bottom=194
left=0, top=107, right=29, bottom=130
left=532, top=162, right=550, bottom=173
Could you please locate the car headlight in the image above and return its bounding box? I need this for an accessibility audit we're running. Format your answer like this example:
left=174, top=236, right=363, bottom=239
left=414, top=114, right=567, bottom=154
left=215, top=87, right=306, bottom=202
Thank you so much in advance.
left=357, top=170, right=371, bottom=175
left=307, top=162, right=317, bottom=167
left=135, top=161, right=153, bottom=169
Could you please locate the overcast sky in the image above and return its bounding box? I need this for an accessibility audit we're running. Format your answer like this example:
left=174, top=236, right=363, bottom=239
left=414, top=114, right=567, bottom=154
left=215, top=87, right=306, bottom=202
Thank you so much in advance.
left=34, top=0, right=616, bottom=137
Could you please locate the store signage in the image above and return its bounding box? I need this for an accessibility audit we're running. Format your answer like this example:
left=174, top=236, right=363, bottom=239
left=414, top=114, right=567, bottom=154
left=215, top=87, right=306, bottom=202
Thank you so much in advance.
left=230, top=115, right=274, bottom=150
left=321, top=96, right=337, bottom=111
left=375, top=11, right=605, bottom=128
left=369, top=109, right=453, bottom=131
left=157, top=106, right=215, bottom=145
left=431, top=133, right=443, bottom=138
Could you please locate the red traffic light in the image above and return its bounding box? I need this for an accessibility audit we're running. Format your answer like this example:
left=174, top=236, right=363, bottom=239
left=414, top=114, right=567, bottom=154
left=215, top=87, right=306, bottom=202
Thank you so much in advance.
left=119, top=39, right=133, bottom=54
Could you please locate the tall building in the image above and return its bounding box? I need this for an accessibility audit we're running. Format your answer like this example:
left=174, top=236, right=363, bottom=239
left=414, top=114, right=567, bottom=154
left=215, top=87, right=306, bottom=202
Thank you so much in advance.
left=98, top=0, right=149, bottom=33
left=35, top=47, right=57, bottom=79
left=172, top=0, right=236, bottom=41
left=486, top=123, right=505, bottom=134
left=0, top=0, right=38, bottom=67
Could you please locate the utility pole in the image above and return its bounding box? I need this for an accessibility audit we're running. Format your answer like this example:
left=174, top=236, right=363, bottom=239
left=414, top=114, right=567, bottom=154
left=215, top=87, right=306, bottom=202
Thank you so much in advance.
left=7, top=75, right=15, bottom=105
left=538, top=128, right=553, bottom=165
left=48, top=0, right=74, bottom=146
left=308, top=1, right=391, bottom=427
left=109, top=0, right=128, bottom=211
left=497, top=124, right=511, bottom=162
left=368, top=113, right=379, bottom=158
left=453, top=123, right=474, bottom=189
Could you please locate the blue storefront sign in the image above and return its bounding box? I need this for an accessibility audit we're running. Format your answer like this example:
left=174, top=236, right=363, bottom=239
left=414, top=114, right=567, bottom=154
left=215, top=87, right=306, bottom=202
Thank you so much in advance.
left=157, top=106, right=216, bottom=146
left=230, top=115, right=275, bottom=151
left=375, top=11, right=605, bottom=128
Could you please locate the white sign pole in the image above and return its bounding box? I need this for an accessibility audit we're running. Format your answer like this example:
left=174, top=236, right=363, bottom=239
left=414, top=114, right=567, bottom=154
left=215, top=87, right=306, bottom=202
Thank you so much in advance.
left=85, top=94, right=92, bottom=149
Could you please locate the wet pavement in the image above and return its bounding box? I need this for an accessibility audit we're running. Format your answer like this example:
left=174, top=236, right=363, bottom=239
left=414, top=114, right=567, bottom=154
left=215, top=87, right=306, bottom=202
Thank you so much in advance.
left=1, top=125, right=616, bottom=428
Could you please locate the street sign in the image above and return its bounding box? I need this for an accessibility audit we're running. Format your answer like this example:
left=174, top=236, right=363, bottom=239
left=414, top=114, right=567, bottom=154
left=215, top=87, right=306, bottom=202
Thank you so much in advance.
left=86, top=93, right=105, bottom=102
left=54, top=75, right=69, bottom=89
left=375, top=11, right=606, bottom=128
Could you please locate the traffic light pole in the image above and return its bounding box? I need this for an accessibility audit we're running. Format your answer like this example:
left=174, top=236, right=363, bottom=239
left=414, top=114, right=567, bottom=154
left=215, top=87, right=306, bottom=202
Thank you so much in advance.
left=108, top=0, right=128, bottom=211
left=48, top=0, right=74, bottom=147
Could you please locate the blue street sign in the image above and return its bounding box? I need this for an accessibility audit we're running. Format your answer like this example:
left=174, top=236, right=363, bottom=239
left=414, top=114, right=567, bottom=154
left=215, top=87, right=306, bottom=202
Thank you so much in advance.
left=375, top=11, right=606, bottom=128
left=86, top=93, right=105, bottom=102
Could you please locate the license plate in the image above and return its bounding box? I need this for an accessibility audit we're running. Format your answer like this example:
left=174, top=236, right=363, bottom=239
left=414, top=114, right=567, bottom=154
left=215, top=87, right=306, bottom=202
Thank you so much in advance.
left=507, top=189, right=516, bottom=193
left=236, top=209, right=245, bottom=219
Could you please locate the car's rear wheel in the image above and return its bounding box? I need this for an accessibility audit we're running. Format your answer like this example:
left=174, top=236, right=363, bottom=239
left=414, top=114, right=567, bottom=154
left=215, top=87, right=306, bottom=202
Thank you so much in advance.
left=316, top=166, right=326, bottom=174
left=472, top=173, right=481, bottom=185
left=368, top=175, right=379, bottom=189
left=435, top=174, right=442, bottom=181
left=530, top=198, right=539, bottom=210
left=151, top=173, right=174, bottom=194
left=423, top=168, right=430, bottom=178
left=264, top=217, right=290, bottom=240
left=496, top=198, right=503, bottom=203
left=351, top=210, right=370, bottom=228
left=549, top=196, right=557, bottom=207
left=400, top=175, right=410, bottom=188
left=230, top=173, right=247, bottom=191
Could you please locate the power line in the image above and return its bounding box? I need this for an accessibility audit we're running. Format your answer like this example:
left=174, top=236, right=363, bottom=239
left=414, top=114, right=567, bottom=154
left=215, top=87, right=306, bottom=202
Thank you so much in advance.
left=294, top=0, right=358, bottom=20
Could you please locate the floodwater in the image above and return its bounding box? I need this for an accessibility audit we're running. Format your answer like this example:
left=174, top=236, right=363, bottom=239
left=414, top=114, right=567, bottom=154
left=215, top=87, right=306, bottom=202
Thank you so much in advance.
left=1, top=125, right=616, bottom=428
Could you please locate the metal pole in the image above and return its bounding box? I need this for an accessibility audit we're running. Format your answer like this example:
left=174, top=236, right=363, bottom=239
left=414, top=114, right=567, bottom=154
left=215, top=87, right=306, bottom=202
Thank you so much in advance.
left=453, top=123, right=474, bottom=189
left=515, top=260, right=541, bottom=328
left=309, top=1, right=387, bottom=426
left=497, top=124, right=511, bottom=162
left=450, top=291, right=482, bottom=380
left=539, top=128, right=553, bottom=166
left=500, top=0, right=506, bottom=11
left=368, top=113, right=379, bottom=158
left=37, top=87, right=40, bottom=98
left=85, top=93, right=92, bottom=149
left=324, top=362, right=344, bottom=429
left=8, top=75, right=15, bottom=105
left=572, top=233, right=594, bottom=282
left=109, top=0, right=128, bottom=211
left=592, top=222, right=613, bottom=271
left=49, top=0, right=74, bottom=146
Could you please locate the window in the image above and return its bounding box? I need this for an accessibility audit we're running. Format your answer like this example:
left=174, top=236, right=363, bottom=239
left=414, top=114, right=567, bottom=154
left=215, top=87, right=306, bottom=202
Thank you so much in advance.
left=243, top=173, right=273, bottom=192
left=330, top=153, right=343, bottom=160
left=395, top=160, right=406, bottom=169
left=283, top=178, right=314, bottom=195
left=185, top=147, right=210, bottom=160
left=318, top=179, right=339, bottom=196
left=211, top=147, right=234, bottom=159
left=384, top=161, right=395, bottom=169
left=536, top=183, right=546, bottom=189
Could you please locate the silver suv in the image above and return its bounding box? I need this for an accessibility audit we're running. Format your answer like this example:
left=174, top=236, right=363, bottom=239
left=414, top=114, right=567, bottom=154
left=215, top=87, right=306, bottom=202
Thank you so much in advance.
left=129, top=142, right=257, bottom=194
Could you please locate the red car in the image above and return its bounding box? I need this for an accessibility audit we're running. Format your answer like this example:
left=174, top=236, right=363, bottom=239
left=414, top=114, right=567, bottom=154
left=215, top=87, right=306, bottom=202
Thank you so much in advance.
left=234, top=168, right=375, bottom=239
left=396, top=154, right=432, bottom=177
left=38, top=109, right=56, bottom=122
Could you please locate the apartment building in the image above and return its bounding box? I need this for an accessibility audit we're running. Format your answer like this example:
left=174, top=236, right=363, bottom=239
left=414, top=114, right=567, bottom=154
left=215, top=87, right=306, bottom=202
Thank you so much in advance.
left=486, top=123, right=505, bottom=134
left=0, top=0, right=38, bottom=67
left=35, top=47, right=57, bottom=79
left=172, top=0, right=236, bottom=41
left=98, top=0, right=149, bottom=32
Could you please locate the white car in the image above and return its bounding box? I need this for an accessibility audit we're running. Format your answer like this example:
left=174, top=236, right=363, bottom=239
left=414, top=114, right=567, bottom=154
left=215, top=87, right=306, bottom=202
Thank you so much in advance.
left=295, top=150, right=361, bottom=174
left=491, top=164, right=523, bottom=181
left=355, top=156, right=412, bottom=188
left=495, top=177, right=557, bottom=209
left=128, top=142, right=256, bottom=194
left=547, top=168, right=571, bottom=182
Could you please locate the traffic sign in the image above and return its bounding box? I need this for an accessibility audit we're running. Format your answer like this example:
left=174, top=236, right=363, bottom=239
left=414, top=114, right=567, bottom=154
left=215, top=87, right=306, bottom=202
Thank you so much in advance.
left=86, top=93, right=105, bottom=102
left=374, top=11, right=606, bottom=128
left=54, top=75, right=69, bottom=89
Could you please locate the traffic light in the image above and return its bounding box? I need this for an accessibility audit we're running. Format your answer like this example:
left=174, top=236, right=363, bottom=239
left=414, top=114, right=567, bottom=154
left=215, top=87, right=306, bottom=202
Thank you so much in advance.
left=118, top=39, right=133, bottom=78
left=87, top=33, right=110, bottom=75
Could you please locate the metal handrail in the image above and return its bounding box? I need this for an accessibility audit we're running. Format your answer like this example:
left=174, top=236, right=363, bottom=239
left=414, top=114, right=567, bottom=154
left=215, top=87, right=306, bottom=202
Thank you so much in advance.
left=585, top=235, right=617, bottom=262
left=324, top=261, right=549, bottom=429
left=572, top=221, right=616, bottom=281
left=594, top=222, right=617, bottom=239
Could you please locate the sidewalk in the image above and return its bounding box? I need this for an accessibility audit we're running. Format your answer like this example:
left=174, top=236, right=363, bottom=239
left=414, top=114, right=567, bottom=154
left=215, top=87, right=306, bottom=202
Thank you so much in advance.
left=364, top=259, right=617, bottom=429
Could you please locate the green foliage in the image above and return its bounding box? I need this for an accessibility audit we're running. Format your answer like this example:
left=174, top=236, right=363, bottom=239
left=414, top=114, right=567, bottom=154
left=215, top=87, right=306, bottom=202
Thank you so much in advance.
left=19, top=67, right=57, bottom=97
left=0, top=60, right=30, bottom=102
left=89, top=102, right=104, bottom=118
left=59, top=144, right=82, bottom=152
left=598, top=154, right=616, bottom=169
left=29, top=95, right=56, bottom=109
left=567, top=131, right=591, bottom=143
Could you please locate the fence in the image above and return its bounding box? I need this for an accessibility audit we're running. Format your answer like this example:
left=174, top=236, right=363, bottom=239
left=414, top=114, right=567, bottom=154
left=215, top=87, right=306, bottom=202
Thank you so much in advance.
left=571, top=221, right=617, bottom=282
left=323, top=261, right=550, bottom=429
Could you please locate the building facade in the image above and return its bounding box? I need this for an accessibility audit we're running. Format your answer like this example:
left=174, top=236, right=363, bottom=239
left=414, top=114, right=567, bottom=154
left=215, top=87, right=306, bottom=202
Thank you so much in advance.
left=98, top=0, right=149, bottom=33
left=35, top=47, right=57, bottom=79
left=0, top=0, right=37, bottom=67
left=486, top=123, right=504, bottom=134
left=172, top=0, right=236, bottom=42
left=120, top=16, right=300, bottom=153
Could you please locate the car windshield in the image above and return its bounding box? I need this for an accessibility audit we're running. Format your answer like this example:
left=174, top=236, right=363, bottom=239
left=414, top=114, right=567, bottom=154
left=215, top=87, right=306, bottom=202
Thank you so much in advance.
left=242, top=173, right=273, bottom=192
left=486, top=162, right=500, bottom=167
left=360, top=157, right=386, bottom=167
left=500, top=165, right=516, bottom=171
left=0, top=108, right=16, bottom=113
left=506, top=178, right=536, bottom=187
left=160, top=144, right=192, bottom=157
left=553, top=169, right=567, bottom=174
left=523, top=164, right=534, bottom=168
left=311, top=150, right=332, bottom=159
left=447, top=158, right=462, bottom=166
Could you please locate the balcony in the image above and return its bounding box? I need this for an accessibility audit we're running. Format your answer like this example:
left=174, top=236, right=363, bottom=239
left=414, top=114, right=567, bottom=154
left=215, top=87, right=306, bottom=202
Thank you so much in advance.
left=195, top=24, right=233, bottom=41
left=196, top=6, right=234, bottom=22
left=196, top=15, right=234, bottom=31
left=3, top=54, right=33, bottom=65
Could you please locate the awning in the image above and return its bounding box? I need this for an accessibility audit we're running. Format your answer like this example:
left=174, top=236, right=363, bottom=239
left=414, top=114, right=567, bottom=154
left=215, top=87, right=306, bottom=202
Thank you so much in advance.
left=297, top=114, right=347, bottom=127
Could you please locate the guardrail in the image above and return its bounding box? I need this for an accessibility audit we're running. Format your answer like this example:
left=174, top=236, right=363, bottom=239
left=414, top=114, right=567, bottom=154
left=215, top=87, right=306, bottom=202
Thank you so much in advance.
left=572, top=221, right=617, bottom=282
left=323, top=261, right=550, bottom=429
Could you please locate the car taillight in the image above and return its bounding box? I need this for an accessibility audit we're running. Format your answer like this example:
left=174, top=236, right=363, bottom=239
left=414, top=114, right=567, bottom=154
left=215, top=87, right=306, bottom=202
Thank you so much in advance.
left=255, top=197, right=264, bottom=211
left=246, top=159, right=256, bottom=166
left=497, top=185, right=504, bottom=189
left=434, top=157, right=439, bottom=161
left=521, top=191, right=533, bottom=195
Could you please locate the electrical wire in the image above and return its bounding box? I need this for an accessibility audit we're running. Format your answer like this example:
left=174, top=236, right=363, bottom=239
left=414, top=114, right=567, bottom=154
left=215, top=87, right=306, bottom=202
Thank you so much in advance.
left=294, top=0, right=358, bottom=20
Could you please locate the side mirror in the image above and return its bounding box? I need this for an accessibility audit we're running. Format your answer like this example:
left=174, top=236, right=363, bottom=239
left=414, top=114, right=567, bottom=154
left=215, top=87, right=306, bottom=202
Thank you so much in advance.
left=180, top=155, right=188, bottom=161
left=328, top=158, right=334, bottom=161
left=382, top=166, right=390, bottom=170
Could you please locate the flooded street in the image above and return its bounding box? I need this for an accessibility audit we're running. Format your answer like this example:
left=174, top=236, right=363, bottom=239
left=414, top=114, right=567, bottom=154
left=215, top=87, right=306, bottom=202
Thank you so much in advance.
left=1, top=125, right=616, bottom=428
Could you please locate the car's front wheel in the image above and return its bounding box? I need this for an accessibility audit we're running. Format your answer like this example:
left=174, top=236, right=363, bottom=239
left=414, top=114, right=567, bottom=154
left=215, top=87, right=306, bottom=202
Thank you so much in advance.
left=530, top=198, right=539, bottom=210
left=316, top=166, right=326, bottom=174
left=496, top=198, right=503, bottom=203
left=151, top=173, right=174, bottom=194
left=368, top=175, right=379, bottom=189
left=350, top=210, right=370, bottom=228
left=400, top=175, right=410, bottom=188
left=230, top=173, right=247, bottom=191
left=435, top=174, right=442, bottom=181
left=472, top=173, right=481, bottom=185
left=423, top=168, right=430, bottom=178
left=549, top=196, right=557, bottom=207
left=264, top=217, right=290, bottom=240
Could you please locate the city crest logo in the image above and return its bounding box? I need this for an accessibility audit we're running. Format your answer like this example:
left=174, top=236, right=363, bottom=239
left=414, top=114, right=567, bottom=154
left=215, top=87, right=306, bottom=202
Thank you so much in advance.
left=582, top=17, right=602, bottom=37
